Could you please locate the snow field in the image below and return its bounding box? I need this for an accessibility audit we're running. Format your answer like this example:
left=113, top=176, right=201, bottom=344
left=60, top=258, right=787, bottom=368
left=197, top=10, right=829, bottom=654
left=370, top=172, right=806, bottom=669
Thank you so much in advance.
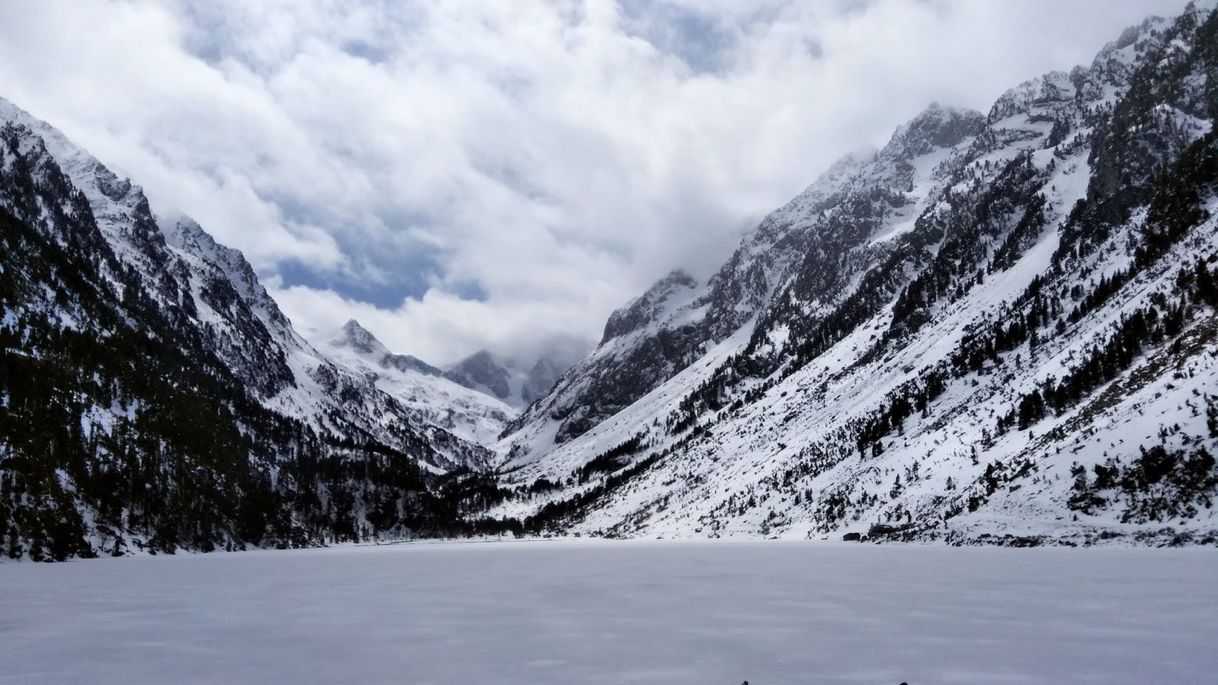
left=1, top=541, right=1214, bottom=684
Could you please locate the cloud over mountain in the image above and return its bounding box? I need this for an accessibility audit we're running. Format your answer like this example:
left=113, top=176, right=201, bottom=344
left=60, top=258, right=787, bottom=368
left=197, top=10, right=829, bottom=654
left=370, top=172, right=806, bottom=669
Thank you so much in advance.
left=0, top=0, right=1188, bottom=364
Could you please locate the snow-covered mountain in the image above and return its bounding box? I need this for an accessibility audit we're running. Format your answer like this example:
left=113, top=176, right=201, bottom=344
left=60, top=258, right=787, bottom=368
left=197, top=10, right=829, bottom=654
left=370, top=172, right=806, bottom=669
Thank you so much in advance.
left=3, top=2, right=1215, bottom=560
left=0, top=97, right=495, bottom=559
left=321, top=320, right=515, bottom=445
left=501, top=104, right=988, bottom=453
left=490, top=2, right=1218, bottom=546
left=445, top=347, right=579, bottom=409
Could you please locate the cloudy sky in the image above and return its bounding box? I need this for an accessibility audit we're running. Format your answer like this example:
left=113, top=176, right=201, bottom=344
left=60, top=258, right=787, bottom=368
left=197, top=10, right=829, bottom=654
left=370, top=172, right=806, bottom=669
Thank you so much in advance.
left=0, top=0, right=1189, bottom=365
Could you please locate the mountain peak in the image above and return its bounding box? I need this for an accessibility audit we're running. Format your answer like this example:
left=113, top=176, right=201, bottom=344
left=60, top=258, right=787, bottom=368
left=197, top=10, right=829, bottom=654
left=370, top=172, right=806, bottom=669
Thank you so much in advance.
left=328, top=320, right=446, bottom=377
left=461, top=348, right=501, bottom=365
left=601, top=268, right=700, bottom=344
left=333, top=319, right=389, bottom=357
left=882, top=102, right=986, bottom=160
left=441, top=346, right=579, bottom=408
left=444, top=350, right=513, bottom=401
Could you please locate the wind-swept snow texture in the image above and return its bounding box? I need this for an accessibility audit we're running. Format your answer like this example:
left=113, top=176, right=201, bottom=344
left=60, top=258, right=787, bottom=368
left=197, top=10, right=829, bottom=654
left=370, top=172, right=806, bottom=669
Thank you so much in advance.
left=495, top=3, right=1218, bottom=545
left=0, top=541, right=1214, bottom=684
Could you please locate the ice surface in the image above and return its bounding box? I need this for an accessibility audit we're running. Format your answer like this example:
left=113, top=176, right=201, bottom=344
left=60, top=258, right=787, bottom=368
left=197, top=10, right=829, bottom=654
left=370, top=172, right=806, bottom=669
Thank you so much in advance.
left=1, top=541, right=1214, bottom=684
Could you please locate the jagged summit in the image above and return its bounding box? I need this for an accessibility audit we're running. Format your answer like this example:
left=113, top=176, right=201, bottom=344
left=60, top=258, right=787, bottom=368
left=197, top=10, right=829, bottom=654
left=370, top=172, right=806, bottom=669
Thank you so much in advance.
left=333, top=319, right=389, bottom=356
left=315, top=320, right=511, bottom=445
left=442, top=346, right=579, bottom=409
left=882, top=102, right=986, bottom=160
left=166, top=215, right=293, bottom=334
left=327, top=319, right=442, bottom=376
left=601, top=269, right=699, bottom=345
left=322, top=319, right=574, bottom=414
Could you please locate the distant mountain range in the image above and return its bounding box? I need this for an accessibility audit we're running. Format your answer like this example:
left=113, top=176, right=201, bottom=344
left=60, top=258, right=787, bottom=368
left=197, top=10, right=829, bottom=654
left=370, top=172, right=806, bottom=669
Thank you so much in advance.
left=321, top=319, right=516, bottom=446
left=443, top=348, right=580, bottom=408
left=1, top=1, right=1215, bottom=560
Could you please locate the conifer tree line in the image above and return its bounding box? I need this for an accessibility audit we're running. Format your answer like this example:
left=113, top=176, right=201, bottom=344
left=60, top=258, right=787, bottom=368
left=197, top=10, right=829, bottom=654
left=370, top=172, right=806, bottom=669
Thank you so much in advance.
left=0, top=124, right=495, bottom=560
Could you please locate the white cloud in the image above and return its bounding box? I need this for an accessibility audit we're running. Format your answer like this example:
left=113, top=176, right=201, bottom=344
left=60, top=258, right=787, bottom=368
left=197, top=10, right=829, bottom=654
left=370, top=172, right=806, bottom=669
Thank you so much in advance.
left=0, top=0, right=1191, bottom=364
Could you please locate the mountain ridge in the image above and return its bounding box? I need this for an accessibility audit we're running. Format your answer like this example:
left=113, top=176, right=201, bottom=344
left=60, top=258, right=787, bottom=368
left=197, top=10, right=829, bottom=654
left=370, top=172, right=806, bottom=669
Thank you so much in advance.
left=320, top=319, right=515, bottom=446
left=0, top=96, right=498, bottom=560
left=444, top=346, right=580, bottom=409
left=486, top=1, right=1218, bottom=546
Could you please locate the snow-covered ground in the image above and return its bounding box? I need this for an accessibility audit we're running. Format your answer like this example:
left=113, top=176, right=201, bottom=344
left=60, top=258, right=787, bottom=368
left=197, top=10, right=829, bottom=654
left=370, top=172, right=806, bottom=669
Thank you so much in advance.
left=1, top=541, right=1214, bottom=684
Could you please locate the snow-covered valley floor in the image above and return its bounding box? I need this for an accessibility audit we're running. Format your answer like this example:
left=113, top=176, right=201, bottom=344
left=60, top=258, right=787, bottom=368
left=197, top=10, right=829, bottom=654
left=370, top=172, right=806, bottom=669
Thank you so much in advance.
left=1, top=541, right=1215, bottom=684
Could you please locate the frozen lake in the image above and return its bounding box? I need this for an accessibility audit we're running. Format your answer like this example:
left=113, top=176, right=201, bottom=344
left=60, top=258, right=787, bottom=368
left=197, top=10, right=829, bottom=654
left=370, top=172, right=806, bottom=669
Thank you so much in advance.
left=1, top=540, right=1215, bottom=684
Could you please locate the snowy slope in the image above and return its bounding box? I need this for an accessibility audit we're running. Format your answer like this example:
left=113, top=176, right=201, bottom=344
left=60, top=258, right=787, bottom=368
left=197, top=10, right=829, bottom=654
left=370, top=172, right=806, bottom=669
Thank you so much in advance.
left=488, top=2, right=1218, bottom=546
left=321, top=320, right=515, bottom=446
left=502, top=104, right=988, bottom=454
